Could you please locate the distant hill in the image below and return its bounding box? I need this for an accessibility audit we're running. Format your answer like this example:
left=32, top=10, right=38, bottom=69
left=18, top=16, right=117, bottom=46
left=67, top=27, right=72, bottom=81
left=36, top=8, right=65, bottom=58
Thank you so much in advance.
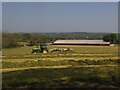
left=35, top=32, right=111, bottom=40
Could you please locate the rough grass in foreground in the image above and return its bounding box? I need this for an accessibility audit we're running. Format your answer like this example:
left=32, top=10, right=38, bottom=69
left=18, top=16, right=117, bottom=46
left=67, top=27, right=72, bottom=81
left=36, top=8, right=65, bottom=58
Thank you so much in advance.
left=2, top=66, right=120, bottom=88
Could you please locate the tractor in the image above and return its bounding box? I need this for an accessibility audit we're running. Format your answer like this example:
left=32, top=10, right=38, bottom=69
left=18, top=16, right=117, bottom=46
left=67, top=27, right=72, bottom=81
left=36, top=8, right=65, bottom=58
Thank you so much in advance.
left=31, top=43, right=48, bottom=54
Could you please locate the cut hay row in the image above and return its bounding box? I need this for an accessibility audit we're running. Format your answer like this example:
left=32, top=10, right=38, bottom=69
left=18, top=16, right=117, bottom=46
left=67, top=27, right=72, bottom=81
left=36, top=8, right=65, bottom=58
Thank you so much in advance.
left=2, top=53, right=117, bottom=59
left=1, top=64, right=117, bottom=73
left=1, top=56, right=118, bottom=62
left=26, top=53, right=115, bottom=57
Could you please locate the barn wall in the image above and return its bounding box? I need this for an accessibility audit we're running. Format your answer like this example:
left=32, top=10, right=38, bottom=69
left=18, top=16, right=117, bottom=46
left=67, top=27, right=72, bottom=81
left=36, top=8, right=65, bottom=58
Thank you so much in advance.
left=53, top=43, right=110, bottom=46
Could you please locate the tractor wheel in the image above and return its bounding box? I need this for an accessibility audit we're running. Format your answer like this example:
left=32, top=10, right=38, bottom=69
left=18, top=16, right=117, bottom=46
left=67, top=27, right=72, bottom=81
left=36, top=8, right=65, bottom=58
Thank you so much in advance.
left=43, top=50, right=47, bottom=54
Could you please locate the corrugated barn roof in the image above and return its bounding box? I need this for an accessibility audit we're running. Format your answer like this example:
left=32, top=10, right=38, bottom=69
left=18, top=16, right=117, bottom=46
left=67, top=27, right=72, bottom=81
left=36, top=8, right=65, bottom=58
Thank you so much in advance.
left=53, top=40, right=110, bottom=45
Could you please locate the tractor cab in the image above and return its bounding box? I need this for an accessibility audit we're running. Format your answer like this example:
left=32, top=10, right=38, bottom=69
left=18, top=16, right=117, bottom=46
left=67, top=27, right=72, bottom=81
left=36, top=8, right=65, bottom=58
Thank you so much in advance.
left=39, top=43, right=48, bottom=53
left=31, top=43, right=48, bottom=54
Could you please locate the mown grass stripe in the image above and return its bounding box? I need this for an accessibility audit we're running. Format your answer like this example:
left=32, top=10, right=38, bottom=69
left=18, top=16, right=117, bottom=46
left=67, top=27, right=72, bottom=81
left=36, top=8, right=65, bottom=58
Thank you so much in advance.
left=1, top=65, right=117, bottom=73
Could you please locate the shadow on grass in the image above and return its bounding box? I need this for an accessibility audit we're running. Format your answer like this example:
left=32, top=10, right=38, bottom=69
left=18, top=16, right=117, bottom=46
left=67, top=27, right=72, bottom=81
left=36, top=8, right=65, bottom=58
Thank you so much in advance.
left=2, top=66, right=120, bottom=89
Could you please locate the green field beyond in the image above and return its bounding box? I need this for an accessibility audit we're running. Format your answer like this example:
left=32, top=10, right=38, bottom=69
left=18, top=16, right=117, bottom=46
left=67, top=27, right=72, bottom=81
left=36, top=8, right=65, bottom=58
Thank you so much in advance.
left=1, top=45, right=120, bottom=89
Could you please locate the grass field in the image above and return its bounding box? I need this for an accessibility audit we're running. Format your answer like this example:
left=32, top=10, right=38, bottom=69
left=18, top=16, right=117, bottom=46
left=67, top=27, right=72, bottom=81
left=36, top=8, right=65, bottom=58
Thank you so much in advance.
left=1, top=45, right=120, bottom=89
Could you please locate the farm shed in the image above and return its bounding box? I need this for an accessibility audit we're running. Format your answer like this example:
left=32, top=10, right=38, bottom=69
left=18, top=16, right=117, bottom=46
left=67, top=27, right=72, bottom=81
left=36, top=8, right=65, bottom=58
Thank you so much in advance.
left=53, top=40, right=110, bottom=46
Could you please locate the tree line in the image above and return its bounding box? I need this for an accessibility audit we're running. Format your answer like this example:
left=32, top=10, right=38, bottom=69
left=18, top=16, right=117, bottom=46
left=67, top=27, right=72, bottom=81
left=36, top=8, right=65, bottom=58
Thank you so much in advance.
left=103, top=33, right=119, bottom=44
left=2, top=32, right=119, bottom=48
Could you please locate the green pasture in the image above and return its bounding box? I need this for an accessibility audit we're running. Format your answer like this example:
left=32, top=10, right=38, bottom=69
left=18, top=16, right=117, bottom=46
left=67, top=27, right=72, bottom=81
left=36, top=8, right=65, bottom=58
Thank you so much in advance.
left=1, top=45, right=119, bottom=89
left=2, top=45, right=118, bottom=59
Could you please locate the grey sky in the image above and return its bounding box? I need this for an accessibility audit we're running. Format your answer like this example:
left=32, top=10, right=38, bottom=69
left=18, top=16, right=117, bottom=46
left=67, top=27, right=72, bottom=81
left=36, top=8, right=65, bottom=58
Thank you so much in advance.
left=2, top=0, right=120, bottom=2
left=2, top=2, right=118, bottom=33
left=0, top=2, right=2, bottom=32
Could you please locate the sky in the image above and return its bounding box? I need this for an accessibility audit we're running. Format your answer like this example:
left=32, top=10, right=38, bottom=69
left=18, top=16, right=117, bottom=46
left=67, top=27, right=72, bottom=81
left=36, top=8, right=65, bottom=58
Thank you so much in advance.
left=0, top=2, right=2, bottom=32
left=1, top=0, right=120, bottom=2
left=2, top=2, right=118, bottom=33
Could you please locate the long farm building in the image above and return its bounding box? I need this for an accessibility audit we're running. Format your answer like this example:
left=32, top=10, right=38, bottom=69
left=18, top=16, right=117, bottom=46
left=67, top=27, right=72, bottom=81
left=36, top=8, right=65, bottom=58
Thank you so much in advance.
left=53, top=40, right=110, bottom=46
